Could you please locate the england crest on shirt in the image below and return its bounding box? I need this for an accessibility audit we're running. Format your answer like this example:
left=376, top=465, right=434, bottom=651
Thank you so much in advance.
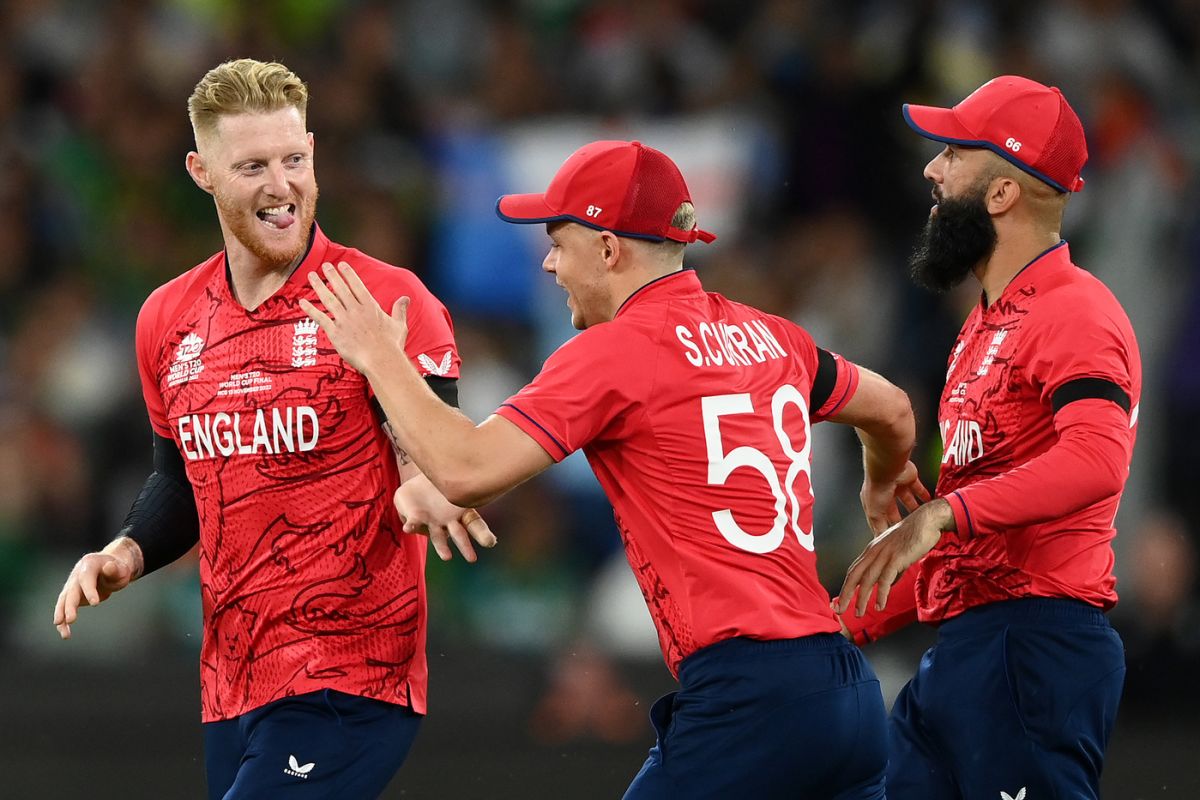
left=292, top=320, right=318, bottom=367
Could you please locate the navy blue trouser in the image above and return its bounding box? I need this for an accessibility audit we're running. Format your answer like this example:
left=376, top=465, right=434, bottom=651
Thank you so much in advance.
left=888, top=598, right=1125, bottom=800
left=624, top=633, right=888, bottom=800
left=203, top=689, right=422, bottom=800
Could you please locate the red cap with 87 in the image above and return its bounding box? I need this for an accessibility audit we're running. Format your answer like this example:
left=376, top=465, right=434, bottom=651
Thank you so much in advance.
left=496, top=140, right=716, bottom=243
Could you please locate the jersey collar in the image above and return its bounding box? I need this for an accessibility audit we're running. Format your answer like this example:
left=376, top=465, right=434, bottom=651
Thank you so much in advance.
left=981, top=240, right=1071, bottom=312
left=615, top=268, right=701, bottom=318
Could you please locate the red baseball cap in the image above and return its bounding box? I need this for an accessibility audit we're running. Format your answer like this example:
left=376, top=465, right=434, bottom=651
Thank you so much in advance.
left=496, top=140, right=716, bottom=243
left=904, top=75, right=1087, bottom=193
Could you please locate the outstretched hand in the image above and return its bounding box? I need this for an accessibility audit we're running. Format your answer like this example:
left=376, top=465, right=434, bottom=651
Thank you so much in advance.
left=299, top=261, right=410, bottom=375
left=53, top=541, right=141, bottom=639
left=836, top=498, right=953, bottom=617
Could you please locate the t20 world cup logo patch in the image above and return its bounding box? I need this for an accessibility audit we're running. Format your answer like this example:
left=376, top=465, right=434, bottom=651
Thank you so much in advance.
left=168, top=332, right=205, bottom=387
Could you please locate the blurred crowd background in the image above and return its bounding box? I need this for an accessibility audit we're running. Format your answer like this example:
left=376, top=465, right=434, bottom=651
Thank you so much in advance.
left=1, top=0, right=1198, bottom=797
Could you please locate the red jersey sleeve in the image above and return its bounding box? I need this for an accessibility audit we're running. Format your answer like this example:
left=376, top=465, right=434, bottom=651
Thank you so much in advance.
left=496, top=328, right=641, bottom=462
left=135, top=287, right=172, bottom=438
left=1026, top=302, right=1135, bottom=403
left=814, top=352, right=860, bottom=420
left=838, top=568, right=919, bottom=645
left=948, top=400, right=1132, bottom=539
left=401, top=285, right=460, bottom=380
left=780, top=321, right=860, bottom=421
left=949, top=301, right=1137, bottom=539
left=360, top=266, right=460, bottom=380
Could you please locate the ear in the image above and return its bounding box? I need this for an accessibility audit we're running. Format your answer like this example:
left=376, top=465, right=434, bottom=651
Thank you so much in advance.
left=986, top=174, right=1021, bottom=215
left=598, top=230, right=622, bottom=269
left=186, top=151, right=214, bottom=195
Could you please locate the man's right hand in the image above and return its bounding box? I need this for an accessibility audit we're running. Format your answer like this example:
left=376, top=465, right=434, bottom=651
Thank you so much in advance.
left=860, top=460, right=930, bottom=534
left=53, top=537, right=143, bottom=639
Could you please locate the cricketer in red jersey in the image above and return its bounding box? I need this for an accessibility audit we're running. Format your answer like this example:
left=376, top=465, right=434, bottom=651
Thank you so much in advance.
left=135, top=222, right=460, bottom=721
left=52, top=60, right=493, bottom=800
left=837, top=76, right=1140, bottom=799
left=302, top=140, right=926, bottom=799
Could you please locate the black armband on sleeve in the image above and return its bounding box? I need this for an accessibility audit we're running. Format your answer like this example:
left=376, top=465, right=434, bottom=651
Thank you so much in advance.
left=810, top=348, right=839, bottom=411
left=425, top=376, right=459, bottom=408
left=1051, top=378, right=1131, bottom=414
left=120, top=433, right=199, bottom=577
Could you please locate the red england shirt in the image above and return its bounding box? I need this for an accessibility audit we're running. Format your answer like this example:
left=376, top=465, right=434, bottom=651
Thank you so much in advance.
left=135, top=225, right=459, bottom=722
left=497, top=270, right=859, bottom=675
left=917, top=242, right=1141, bottom=621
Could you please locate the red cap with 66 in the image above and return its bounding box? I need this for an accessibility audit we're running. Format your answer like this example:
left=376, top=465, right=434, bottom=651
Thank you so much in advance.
left=904, top=75, right=1088, bottom=193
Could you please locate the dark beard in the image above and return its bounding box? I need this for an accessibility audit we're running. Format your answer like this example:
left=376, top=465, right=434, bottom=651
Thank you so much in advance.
left=907, top=190, right=997, bottom=293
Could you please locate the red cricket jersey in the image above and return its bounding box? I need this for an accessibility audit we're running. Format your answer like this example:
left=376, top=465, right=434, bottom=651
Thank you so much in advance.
left=497, top=270, right=859, bottom=676
left=918, top=242, right=1140, bottom=622
left=135, top=225, right=459, bottom=722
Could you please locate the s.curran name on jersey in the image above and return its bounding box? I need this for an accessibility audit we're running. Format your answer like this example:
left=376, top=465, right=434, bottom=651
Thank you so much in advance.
left=177, top=406, right=319, bottom=461
left=675, top=319, right=788, bottom=368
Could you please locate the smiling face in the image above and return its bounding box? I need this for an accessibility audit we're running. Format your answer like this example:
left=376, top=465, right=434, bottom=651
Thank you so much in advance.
left=543, top=221, right=615, bottom=330
left=191, top=107, right=318, bottom=270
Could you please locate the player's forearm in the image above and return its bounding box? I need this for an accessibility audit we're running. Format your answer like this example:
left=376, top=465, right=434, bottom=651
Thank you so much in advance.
left=833, top=368, right=916, bottom=483
left=121, top=433, right=201, bottom=576
left=363, top=358, right=500, bottom=506
left=856, top=396, right=916, bottom=484
left=948, top=401, right=1130, bottom=539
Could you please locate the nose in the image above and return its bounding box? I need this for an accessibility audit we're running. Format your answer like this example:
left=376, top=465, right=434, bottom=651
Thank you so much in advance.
left=542, top=248, right=556, bottom=273
left=263, top=162, right=289, bottom=197
left=923, top=151, right=944, bottom=185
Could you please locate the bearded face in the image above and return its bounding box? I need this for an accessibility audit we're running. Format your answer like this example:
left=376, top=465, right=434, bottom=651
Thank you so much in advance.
left=199, top=107, right=319, bottom=270
left=907, top=178, right=997, bottom=294
left=214, top=176, right=318, bottom=269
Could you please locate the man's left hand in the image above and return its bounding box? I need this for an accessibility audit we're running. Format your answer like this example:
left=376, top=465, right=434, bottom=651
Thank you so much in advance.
left=394, top=473, right=497, bottom=562
left=837, top=498, right=954, bottom=617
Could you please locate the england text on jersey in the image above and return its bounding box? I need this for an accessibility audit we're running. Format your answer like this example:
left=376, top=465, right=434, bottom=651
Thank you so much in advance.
left=177, top=406, right=319, bottom=460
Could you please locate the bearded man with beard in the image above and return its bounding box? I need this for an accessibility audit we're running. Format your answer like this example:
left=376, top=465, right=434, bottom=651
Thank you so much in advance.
left=51, top=59, right=496, bottom=800
left=836, top=76, right=1142, bottom=799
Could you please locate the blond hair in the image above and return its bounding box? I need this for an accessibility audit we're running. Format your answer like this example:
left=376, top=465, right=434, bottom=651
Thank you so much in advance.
left=652, top=202, right=696, bottom=262
left=187, top=59, right=309, bottom=142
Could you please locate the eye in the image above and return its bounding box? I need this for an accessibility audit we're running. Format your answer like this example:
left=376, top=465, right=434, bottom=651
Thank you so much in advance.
left=238, top=162, right=263, bottom=175
left=286, top=154, right=305, bottom=166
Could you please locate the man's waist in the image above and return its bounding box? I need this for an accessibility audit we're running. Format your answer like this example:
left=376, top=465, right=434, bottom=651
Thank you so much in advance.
left=931, top=596, right=1110, bottom=636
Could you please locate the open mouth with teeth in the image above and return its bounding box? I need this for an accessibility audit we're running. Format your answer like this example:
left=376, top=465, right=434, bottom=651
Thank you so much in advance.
left=257, top=204, right=297, bottom=229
